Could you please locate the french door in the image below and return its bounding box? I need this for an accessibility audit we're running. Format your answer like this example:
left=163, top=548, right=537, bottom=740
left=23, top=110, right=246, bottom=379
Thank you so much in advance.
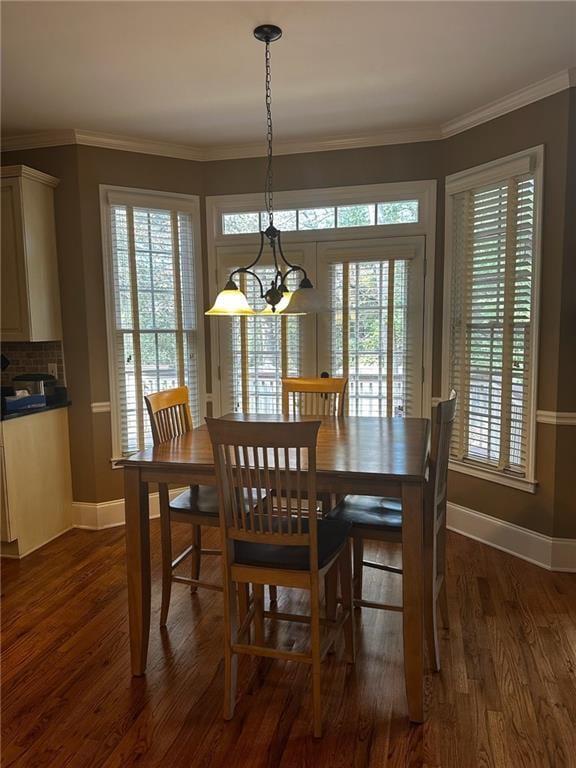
left=317, top=238, right=425, bottom=417
left=215, top=236, right=425, bottom=417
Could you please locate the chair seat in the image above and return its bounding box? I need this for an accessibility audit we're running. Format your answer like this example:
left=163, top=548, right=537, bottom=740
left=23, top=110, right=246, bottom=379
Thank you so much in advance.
left=234, top=517, right=351, bottom=571
left=328, top=495, right=403, bottom=530
left=169, top=486, right=220, bottom=516
left=169, top=486, right=269, bottom=517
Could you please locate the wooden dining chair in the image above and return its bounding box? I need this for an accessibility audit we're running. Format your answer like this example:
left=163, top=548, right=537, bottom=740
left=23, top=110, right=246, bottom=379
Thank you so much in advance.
left=281, top=376, right=348, bottom=516
left=206, top=417, right=355, bottom=738
left=328, top=391, right=457, bottom=672
left=282, top=376, right=348, bottom=418
left=145, top=387, right=222, bottom=626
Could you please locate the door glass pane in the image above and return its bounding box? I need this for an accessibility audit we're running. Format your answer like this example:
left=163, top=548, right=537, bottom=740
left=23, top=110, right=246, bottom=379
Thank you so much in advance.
left=229, top=266, right=302, bottom=413
left=329, top=259, right=413, bottom=417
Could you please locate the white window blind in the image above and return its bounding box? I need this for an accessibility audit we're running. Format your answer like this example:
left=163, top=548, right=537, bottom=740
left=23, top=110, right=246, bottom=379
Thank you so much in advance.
left=227, top=265, right=302, bottom=413
left=447, top=166, right=538, bottom=478
left=103, top=192, right=202, bottom=456
left=326, top=256, right=422, bottom=416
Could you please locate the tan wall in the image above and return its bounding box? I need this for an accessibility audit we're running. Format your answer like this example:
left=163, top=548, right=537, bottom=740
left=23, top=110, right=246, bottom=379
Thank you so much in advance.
left=2, top=90, right=574, bottom=537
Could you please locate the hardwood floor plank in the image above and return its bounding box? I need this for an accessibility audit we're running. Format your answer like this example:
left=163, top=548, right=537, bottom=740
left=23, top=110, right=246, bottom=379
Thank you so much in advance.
left=1, top=526, right=575, bottom=767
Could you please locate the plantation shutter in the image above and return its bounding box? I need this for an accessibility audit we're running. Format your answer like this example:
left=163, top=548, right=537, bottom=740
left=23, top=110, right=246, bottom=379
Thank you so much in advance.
left=106, top=195, right=201, bottom=455
left=448, top=173, right=536, bottom=475
left=228, top=264, right=302, bottom=414
left=319, top=241, right=424, bottom=417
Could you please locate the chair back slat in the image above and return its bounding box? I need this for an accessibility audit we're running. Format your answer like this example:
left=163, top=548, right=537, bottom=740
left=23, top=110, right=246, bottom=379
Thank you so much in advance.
left=206, top=419, right=321, bottom=563
left=431, top=390, right=457, bottom=514
left=144, top=386, right=192, bottom=445
left=282, top=377, right=348, bottom=417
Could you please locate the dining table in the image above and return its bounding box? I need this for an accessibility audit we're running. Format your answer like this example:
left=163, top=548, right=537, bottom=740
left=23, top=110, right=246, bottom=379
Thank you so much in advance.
left=120, top=413, right=431, bottom=723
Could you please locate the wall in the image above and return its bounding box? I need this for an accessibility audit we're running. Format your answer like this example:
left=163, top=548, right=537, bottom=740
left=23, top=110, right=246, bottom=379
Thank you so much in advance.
left=2, top=89, right=573, bottom=537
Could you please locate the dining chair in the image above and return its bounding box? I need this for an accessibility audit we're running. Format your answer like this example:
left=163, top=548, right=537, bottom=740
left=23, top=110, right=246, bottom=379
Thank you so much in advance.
left=145, top=386, right=222, bottom=626
left=281, top=375, right=348, bottom=513
left=281, top=376, right=348, bottom=418
left=328, top=391, right=457, bottom=672
left=206, top=417, right=355, bottom=738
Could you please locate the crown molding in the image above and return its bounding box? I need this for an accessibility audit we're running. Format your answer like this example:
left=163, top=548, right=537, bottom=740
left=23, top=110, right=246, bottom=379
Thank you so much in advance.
left=0, top=164, right=59, bottom=187
left=2, top=130, right=77, bottom=152
left=2, top=69, right=573, bottom=161
left=202, top=127, right=441, bottom=160
left=73, top=130, right=205, bottom=161
left=441, top=69, right=575, bottom=138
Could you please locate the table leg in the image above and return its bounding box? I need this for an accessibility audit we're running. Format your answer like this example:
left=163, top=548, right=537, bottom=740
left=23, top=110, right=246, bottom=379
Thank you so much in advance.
left=401, top=481, right=425, bottom=722
left=124, top=467, right=151, bottom=676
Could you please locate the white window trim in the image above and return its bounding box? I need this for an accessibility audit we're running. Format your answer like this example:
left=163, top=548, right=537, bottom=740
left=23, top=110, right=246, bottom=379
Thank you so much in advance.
left=99, top=185, right=206, bottom=460
left=442, top=146, right=544, bottom=493
left=206, top=181, right=437, bottom=418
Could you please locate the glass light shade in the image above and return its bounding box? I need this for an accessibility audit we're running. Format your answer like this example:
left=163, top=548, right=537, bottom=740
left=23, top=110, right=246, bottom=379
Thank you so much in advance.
left=205, top=288, right=256, bottom=316
left=283, top=285, right=327, bottom=314
left=258, top=291, right=305, bottom=316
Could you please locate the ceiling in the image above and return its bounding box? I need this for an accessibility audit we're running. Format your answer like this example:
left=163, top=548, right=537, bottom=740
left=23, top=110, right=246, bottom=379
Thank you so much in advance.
left=2, top=1, right=575, bottom=150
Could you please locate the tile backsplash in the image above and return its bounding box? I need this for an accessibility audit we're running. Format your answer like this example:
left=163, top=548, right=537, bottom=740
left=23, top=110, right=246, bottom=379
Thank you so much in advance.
left=1, top=341, right=66, bottom=388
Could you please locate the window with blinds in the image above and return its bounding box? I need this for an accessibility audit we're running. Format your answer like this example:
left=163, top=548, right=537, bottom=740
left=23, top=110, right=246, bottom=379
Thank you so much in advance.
left=445, top=149, right=542, bottom=483
left=326, top=256, right=421, bottom=417
left=102, top=190, right=203, bottom=456
left=228, top=266, right=302, bottom=413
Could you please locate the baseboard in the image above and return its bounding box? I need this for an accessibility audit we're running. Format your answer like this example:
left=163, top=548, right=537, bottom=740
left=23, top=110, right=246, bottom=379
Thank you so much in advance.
left=72, top=487, right=186, bottom=530
left=447, top=502, right=576, bottom=572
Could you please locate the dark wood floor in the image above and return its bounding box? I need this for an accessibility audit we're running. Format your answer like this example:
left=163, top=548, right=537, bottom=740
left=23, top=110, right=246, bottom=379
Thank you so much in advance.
left=2, top=522, right=575, bottom=768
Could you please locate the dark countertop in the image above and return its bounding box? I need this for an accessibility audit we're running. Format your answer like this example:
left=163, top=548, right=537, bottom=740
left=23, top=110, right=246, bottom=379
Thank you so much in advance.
left=1, top=401, right=71, bottom=422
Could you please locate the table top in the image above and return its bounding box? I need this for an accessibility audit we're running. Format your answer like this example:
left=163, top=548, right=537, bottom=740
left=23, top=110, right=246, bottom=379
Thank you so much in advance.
left=120, top=415, right=430, bottom=483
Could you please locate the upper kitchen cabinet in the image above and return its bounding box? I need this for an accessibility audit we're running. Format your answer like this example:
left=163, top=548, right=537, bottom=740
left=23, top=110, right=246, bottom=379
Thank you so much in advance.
left=1, top=165, right=62, bottom=341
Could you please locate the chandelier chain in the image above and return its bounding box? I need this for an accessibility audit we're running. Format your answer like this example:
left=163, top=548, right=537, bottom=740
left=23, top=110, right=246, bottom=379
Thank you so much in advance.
left=265, top=40, right=274, bottom=227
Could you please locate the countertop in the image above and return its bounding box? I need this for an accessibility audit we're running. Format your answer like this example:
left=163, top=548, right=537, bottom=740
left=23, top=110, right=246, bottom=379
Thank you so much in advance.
left=1, top=401, right=71, bottom=422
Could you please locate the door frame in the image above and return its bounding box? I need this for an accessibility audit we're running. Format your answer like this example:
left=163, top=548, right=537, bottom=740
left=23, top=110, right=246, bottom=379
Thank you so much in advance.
left=206, top=181, right=436, bottom=416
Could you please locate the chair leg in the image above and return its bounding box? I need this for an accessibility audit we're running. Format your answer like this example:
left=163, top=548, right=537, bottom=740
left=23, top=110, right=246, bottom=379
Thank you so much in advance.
left=238, top=582, right=250, bottom=625
left=438, top=579, right=449, bottom=629
left=190, top=525, right=202, bottom=594
left=424, top=513, right=441, bottom=673
left=253, top=584, right=265, bottom=645
left=352, top=536, right=364, bottom=608
left=268, top=585, right=278, bottom=606
left=339, top=542, right=355, bottom=663
left=223, top=579, right=239, bottom=720
left=325, top=565, right=338, bottom=654
left=310, top=577, right=323, bottom=738
left=159, top=487, right=173, bottom=628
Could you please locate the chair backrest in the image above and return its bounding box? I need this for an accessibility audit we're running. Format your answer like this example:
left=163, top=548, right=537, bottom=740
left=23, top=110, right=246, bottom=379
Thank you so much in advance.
left=206, top=418, right=321, bottom=568
left=430, top=390, right=457, bottom=512
left=281, top=377, right=348, bottom=417
left=144, top=386, right=192, bottom=446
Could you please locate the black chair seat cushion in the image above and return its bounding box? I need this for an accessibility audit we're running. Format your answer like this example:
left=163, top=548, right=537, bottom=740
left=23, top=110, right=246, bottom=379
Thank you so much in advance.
left=234, top=517, right=351, bottom=571
left=328, top=495, right=403, bottom=530
left=170, top=486, right=269, bottom=517
left=170, top=486, right=220, bottom=516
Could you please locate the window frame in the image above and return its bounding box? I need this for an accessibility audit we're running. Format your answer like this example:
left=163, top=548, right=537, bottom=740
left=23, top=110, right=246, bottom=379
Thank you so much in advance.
left=442, top=147, right=544, bottom=493
left=207, top=181, right=437, bottom=417
left=100, top=185, right=206, bottom=460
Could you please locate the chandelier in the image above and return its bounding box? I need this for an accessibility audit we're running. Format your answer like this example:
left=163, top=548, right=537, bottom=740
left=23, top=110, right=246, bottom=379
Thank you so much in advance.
left=206, top=24, right=321, bottom=316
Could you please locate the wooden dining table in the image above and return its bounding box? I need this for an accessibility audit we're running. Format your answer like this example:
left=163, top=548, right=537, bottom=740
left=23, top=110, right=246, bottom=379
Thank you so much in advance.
left=120, top=413, right=431, bottom=722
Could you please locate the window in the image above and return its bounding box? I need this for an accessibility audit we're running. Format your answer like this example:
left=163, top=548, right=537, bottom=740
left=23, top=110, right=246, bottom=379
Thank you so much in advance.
left=444, top=148, right=542, bottom=490
left=209, top=182, right=436, bottom=418
left=101, top=188, right=204, bottom=457
left=230, top=266, right=302, bottom=413
left=318, top=240, right=424, bottom=417
left=221, top=199, right=419, bottom=235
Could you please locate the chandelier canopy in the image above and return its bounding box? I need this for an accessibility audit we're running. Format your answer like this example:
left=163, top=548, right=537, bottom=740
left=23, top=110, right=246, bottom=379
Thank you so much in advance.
left=206, top=24, right=322, bottom=317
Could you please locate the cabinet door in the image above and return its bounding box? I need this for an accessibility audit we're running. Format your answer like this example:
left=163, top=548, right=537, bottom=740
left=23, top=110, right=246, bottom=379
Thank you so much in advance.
left=1, top=180, right=29, bottom=340
left=0, top=444, right=16, bottom=542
